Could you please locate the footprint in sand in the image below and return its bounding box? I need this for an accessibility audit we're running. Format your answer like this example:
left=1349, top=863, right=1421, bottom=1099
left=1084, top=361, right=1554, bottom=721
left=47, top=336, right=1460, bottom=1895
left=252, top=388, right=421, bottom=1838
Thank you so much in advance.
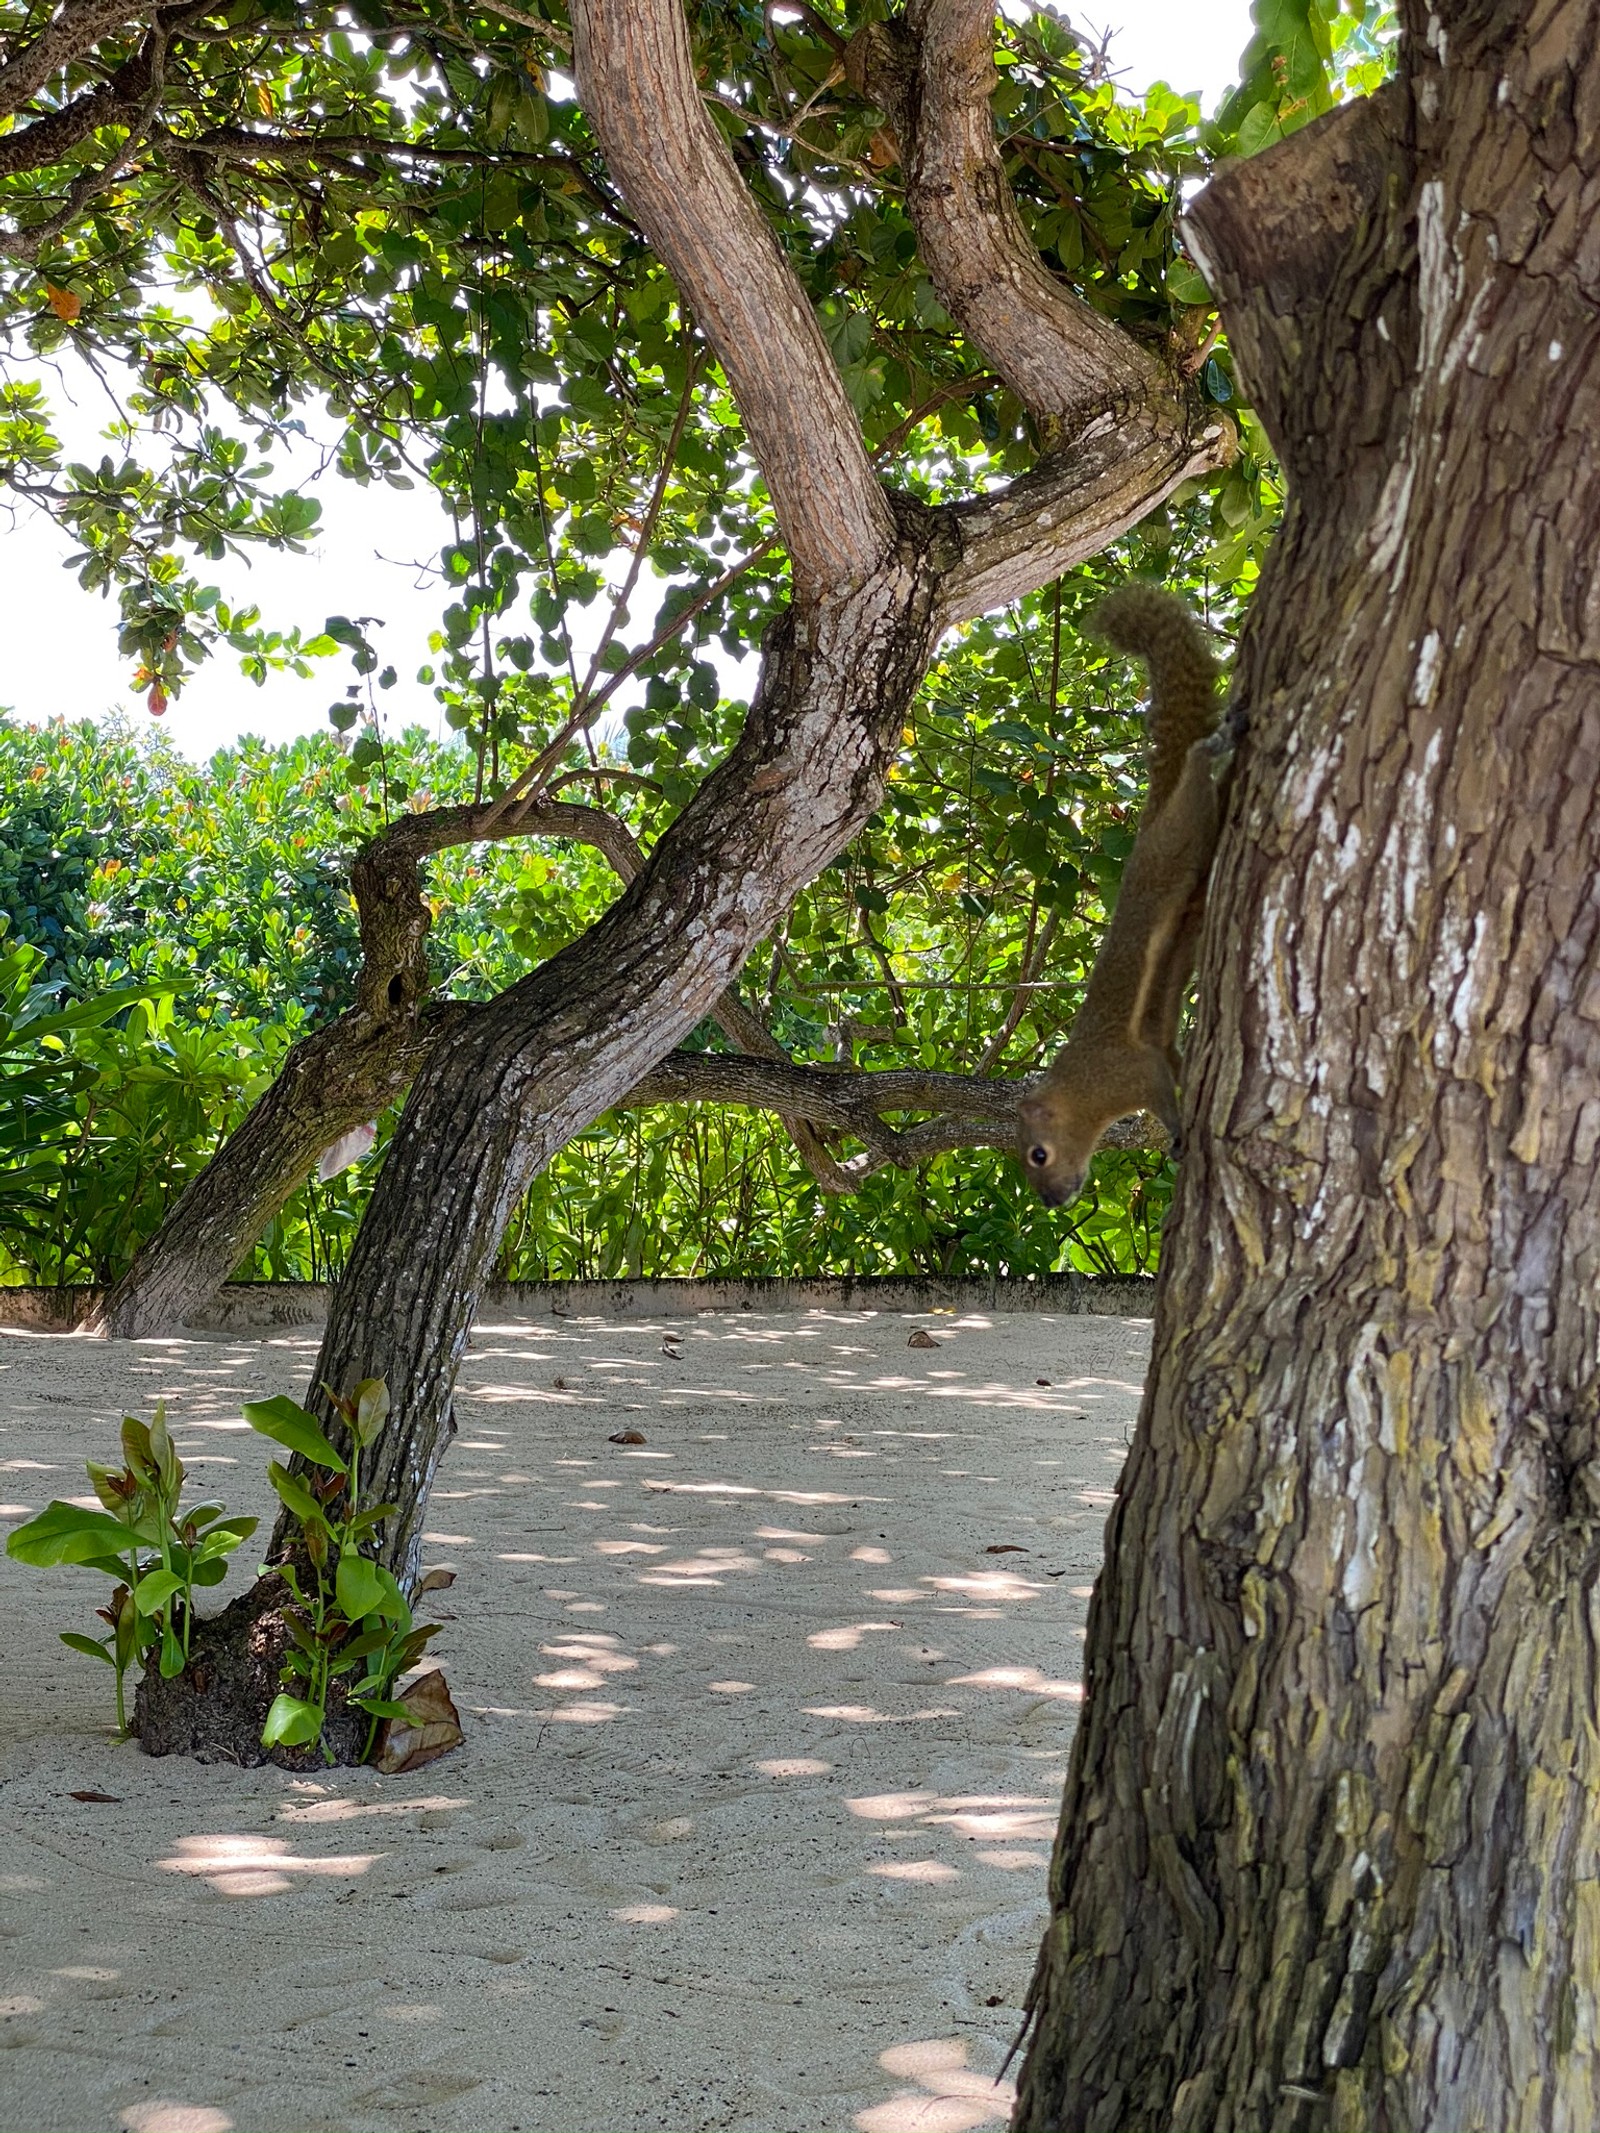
left=352, top=2067, right=483, bottom=2110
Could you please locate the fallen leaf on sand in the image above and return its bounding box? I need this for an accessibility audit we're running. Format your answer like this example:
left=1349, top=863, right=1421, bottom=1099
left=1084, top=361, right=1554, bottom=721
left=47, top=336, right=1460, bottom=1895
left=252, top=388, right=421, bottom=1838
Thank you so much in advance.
left=417, top=1567, right=457, bottom=1594
left=552, top=1376, right=568, bottom=1390
left=1036, top=1377, right=1052, bottom=1386
left=610, top=1428, right=647, bottom=1445
left=373, top=1670, right=463, bottom=1775
left=68, top=1790, right=120, bottom=1803
left=907, top=1328, right=939, bottom=1349
left=985, top=1544, right=1028, bottom=1555
left=660, top=1337, right=682, bottom=1358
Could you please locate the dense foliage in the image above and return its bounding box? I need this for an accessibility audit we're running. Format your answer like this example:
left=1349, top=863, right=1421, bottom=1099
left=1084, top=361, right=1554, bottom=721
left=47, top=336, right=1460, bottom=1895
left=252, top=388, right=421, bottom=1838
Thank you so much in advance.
left=3, top=547, right=1198, bottom=1286
left=0, top=0, right=1393, bottom=1291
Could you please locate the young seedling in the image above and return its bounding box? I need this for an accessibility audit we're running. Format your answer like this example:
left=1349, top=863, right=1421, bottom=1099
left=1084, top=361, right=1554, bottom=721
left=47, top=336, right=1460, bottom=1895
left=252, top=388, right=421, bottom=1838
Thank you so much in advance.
left=6, top=1406, right=258, bottom=1733
left=242, top=1376, right=445, bottom=1762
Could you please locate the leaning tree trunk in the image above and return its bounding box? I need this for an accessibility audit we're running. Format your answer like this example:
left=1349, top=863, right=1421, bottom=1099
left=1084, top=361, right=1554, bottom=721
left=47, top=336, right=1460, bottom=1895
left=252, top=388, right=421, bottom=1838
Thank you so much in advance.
left=1016, top=8, right=1600, bottom=2128
left=133, top=0, right=1227, bottom=1761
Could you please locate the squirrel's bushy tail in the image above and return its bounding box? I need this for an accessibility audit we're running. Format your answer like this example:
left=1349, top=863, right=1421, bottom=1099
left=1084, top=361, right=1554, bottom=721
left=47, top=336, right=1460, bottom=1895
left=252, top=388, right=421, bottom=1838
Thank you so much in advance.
left=1091, top=585, right=1221, bottom=817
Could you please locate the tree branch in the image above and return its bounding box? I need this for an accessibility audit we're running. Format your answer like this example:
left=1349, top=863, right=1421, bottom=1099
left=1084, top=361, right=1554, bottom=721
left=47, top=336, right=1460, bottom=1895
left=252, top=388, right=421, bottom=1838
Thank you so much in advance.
left=848, top=0, right=1159, bottom=430
left=622, top=1046, right=1162, bottom=1179
left=938, top=399, right=1230, bottom=626
left=0, top=0, right=143, bottom=121
left=569, top=0, right=893, bottom=595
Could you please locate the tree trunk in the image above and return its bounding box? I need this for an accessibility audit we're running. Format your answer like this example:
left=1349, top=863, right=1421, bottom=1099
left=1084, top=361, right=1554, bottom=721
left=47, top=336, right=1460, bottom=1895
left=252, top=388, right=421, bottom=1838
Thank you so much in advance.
left=1016, top=8, right=1600, bottom=2127
left=305, top=568, right=948, bottom=1584
left=128, top=0, right=1226, bottom=1763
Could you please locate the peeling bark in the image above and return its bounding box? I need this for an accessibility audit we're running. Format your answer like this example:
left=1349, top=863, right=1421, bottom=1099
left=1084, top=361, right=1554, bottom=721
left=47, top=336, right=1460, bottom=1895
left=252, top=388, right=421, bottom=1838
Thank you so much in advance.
left=1016, top=6, right=1600, bottom=2125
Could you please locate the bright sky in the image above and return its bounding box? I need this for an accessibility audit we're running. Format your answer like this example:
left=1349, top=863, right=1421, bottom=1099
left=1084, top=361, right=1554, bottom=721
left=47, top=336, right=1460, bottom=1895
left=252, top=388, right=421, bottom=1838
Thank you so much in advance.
left=1, top=0, right=1255, bottom=762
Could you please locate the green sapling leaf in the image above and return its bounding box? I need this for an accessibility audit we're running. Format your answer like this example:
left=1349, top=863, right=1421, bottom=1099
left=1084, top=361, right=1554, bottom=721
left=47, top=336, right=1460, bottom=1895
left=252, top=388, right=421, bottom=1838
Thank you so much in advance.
left=335, top=1552, right=386, bottom=1622
left=267, top=1462, right=327, bottom=1527
left=262, top=1693, right=324, bottom=1747
left=350, top=1377, right=391, bottom=1448
left=6, top=1501, right=145, bottom=1566
left=242, top=1396, right=347, bottom=1471
left=60, top=1631, right=116, bottom=1665
left=134, top=1568, right=184, bottom=1614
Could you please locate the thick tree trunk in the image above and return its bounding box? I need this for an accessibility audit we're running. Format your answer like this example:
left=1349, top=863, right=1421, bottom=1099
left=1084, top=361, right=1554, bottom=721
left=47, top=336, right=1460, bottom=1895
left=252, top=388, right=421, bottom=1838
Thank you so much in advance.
left=1016, top=8, right=1600, bottom=2127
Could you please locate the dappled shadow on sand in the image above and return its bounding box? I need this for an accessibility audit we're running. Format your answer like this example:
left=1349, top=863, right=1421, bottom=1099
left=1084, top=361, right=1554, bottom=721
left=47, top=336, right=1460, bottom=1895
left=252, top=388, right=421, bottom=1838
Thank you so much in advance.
left=0, top=1305, right=1148, bottom=2132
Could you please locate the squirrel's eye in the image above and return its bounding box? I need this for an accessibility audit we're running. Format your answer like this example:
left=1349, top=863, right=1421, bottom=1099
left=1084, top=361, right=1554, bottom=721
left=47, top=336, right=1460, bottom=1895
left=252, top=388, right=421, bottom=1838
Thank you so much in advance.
left=1028, top=1144, right=1050, bottom=1167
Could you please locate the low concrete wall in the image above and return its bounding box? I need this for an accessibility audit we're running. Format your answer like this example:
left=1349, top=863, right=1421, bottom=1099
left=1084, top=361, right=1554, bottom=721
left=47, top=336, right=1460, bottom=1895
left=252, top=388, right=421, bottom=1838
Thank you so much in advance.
left=1, top=1272, right=1156, bottom=1333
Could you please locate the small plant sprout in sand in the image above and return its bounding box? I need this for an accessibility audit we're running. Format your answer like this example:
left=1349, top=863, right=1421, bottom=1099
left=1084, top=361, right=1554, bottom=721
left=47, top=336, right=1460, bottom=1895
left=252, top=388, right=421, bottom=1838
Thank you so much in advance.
left=241, top=1376, right=456, bottom=1764
left=5, top=1408, right=258, bottom=1734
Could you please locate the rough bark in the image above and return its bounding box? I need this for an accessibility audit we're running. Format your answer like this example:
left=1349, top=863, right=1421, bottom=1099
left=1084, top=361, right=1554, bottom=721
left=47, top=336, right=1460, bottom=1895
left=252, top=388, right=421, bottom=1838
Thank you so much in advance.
left=1016, top=5, right=1600, bottom=2126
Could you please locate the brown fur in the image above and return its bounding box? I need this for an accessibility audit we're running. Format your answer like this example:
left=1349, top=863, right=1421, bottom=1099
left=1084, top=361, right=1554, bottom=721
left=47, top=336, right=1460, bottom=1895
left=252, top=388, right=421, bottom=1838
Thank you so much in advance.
left=1018, top=588, right=1225, bottom=1207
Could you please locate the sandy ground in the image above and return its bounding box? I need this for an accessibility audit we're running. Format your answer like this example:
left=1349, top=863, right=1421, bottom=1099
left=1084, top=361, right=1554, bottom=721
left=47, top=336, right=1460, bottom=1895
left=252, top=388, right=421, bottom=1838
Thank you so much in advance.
left=0, top=1306, right=1148, bottom=2133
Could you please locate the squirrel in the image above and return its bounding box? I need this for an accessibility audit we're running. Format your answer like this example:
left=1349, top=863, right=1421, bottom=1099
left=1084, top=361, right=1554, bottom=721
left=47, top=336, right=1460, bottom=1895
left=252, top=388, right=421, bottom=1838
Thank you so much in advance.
left=1018, top=585, right=1229, bottom=1208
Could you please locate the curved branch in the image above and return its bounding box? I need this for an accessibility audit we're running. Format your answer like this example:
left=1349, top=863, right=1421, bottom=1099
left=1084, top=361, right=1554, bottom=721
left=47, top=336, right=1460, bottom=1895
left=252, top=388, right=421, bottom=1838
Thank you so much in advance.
left=99, top=795, right=653, bottom=1335
left=939, top=400, right=1232, bottom=626
left=848, top=0, right=1158, bottom=429
left=624, top=1047, right=1162, bottom=1179
left=569, top=0, right=893, bottom=594
left=0, top=78, right=125, bottom=176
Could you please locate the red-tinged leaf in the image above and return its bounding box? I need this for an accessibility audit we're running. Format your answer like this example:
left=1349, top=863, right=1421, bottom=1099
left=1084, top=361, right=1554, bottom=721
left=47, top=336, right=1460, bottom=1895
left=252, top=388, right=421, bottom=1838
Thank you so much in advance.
left=984, top=1544, right=1029, bottom=1554
left=67, top=1789, right=120, bottom=1803
left=44, top=283, right=81, bottom=321
left=147, top=684, right=168, bottom=716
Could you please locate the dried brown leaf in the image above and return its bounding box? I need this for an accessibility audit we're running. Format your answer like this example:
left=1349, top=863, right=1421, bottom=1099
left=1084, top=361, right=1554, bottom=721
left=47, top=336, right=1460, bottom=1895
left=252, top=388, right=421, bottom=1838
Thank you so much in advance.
left=373, top=1670, right=463, bottom=1775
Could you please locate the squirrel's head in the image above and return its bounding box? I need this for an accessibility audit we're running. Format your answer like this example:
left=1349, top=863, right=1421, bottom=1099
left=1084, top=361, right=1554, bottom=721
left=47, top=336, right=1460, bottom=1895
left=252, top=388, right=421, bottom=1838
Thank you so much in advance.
left=1016, top=1099, right=1088, bottom=1208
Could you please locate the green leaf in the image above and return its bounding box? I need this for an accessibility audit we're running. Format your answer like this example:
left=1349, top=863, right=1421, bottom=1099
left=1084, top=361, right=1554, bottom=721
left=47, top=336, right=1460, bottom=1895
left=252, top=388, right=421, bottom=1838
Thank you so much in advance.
left=134, top=1568, right=185, bottom=1614
left=261, top=1693, right=324, bottom=1747
left=60, top=1631, right=116, bottom=1665
left=335, top=1551, right=386, bottom=1622
left=121, top=1417, right=159, bottom=1484
left=351, top=1695, right=411, bottom=1721
left=339, top=1628, right=392, bottom=1662
left=242, top=1395, right=347, bottom=1471
left=369, top=1564, right=412, bottom=1627
left=267, top=1461, right=327, bottom=1528
left=192, top=1516, right=258, bottom=1559
left=6, top=1501, right=139, bottom=1567
left=350, top=1377, right=391, bottom=1448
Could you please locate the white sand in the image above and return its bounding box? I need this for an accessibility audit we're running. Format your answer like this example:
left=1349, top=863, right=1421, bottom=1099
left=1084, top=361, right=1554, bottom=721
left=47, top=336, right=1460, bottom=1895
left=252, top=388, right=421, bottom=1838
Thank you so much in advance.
left=0, top=1306, right=1148, bottom=2133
